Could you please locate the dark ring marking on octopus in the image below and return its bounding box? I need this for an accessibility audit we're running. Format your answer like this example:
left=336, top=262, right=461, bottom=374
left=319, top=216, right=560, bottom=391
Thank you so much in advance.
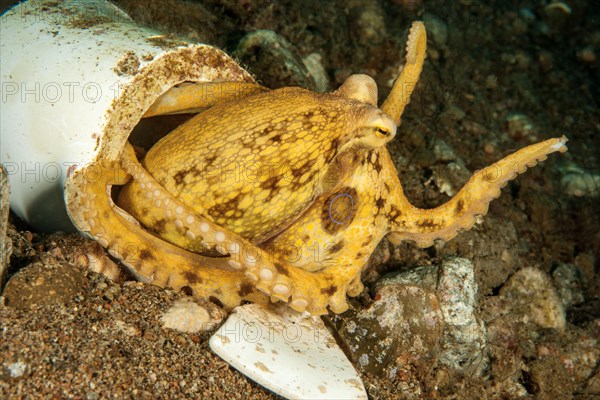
left=329, top=193, right=354, bottom=225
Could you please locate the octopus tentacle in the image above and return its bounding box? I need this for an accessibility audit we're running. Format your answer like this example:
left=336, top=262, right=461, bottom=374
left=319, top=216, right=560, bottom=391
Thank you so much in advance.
left=70, top=144, right=355, bottom=315
left=387, top=136, right=568, bottom=247
left=143, top=81, right=268, bottom=117
left=67, top=159, right=262, bottom=309
left=381, top=21, right=427, bottom=125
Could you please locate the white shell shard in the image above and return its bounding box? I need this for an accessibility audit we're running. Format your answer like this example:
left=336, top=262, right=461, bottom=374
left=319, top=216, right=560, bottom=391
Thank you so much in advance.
left=209, top=304, right=367, bottom=400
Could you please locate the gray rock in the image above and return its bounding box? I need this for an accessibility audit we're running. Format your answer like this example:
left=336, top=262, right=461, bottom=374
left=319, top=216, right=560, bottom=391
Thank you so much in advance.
left=233, top=30, right=317, bottom=91
left=336, top=284, right=444, bottom=375
left=552, top=263, right=586, bottom=308
left=301, top=53, right=329, bottom=92
left=435, top=258, right=488, bottom=375
left=374, top=258, right=488, bottom=375
left=558, top=162, right=600, bottom=198
left=347, top=0, right=386, bottom=47
left=423, top=13, right=448, bottom=47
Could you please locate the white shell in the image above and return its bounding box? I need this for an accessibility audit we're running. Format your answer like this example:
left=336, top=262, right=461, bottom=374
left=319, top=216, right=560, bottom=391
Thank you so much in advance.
left=0, top=0, right=253, bottom=231
left=210, top=304, right=367, bottom=400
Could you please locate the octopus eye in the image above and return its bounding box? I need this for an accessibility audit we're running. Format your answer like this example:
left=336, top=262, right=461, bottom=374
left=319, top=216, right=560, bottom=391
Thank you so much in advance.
left=376, top=127, right=390, bottom=137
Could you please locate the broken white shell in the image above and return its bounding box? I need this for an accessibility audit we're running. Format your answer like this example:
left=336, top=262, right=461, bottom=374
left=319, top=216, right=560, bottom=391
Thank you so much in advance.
left=0, top=0, right=254, bottom=232
left=210, top=304, right=367, bottom=399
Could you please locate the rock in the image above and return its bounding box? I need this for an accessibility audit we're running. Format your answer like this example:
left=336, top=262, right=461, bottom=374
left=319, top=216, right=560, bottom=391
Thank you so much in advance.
left=504, top=112, right=539, bottom=143
left=335, top=284, right=444, bottom=375
left=558, top=162, right=600, bottom=197
left=160, top=298, right=224, bottom=333
left=376, top=258, right=488, bottom=375
left=302, top=53, right=329, bottom=92
left=348, top=0, right=386, bottom=47
left=577, top=46, right=597, bottom=65
left=0, top=164, right=10, bottom=291
left=546, top=334, right=600, bottom=384
left=425, top=137, right=471, bottom=197
left=543, top=1, right=572, bottom=31
left=423, top=13, right=448, bottom=47
left=2, top=253, right=86, bottom=309
left=583, top=368, right=600, bottom=396
left=552, top=263, right=586, bottom=308
left=209, top=304, right=367, bottom=399
left=437, top=215, right=521, bottom=293
left=233, top=30, right=318, bottom=91
left=500, top=267, right=566, bottom=331
left=435, top=258, right=487, bottom=374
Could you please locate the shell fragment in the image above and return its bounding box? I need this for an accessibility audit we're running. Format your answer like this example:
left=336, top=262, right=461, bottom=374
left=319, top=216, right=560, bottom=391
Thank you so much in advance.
left=209, top=304, right=367, bottom=400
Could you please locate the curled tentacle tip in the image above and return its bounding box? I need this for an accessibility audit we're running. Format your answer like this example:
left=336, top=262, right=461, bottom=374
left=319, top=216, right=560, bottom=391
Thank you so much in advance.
left=406, top=21, right=427, bottom=64
left=554, top=135, right=569, bottom=152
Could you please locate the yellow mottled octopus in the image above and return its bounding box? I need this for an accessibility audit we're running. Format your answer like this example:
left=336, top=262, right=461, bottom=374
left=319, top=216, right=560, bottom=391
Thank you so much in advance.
left=68, top=22, right=567, bottom=315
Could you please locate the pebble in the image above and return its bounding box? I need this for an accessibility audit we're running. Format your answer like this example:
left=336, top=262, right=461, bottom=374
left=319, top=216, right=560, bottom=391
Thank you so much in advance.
left=559, top=164, right=600, bottom=197
left=233, top=30, right=317, bottom=91
left=423, top=13, right=448, bottom=46
left=577, top=46, right=597, bottom=65
left=2, top=253, right=86, bottom=309
left=301, top=53, right=329, bottom=92
left=504, top=112, right=539, bottom=143
left=500, top=267, right=566, bottom=330
left=160, top=298, right=223, bottom=333
left=348, top=0, right=386, bottom=47
left=543, top=1, right=572, bottom=31
left=6, top=361, right=28, bottom=378
left=552, top=263, right=586, bottom=308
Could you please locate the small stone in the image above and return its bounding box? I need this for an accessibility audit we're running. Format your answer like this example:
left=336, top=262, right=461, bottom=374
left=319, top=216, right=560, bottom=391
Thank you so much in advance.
left=552, top=264, right=586, bottom=308
left=436, top=258, right=488, bottom=375
left=432, top=138, right=458, bottom=162
left=504, top=112, right=539, bottom=143
left=440, top=104, right=466, bottom=123
left=423, top=13, right=448, bottom=46
left=543, top=1, right=572, bottom=31
left=348, top=0, right=386, bottom=47
left=302, top=53, right=329, bottom=92
left=114, top=320, right=141, bottom=337
left=500, top=267, right=566, bottom=331
left=577, top=46, right=597, bottom=65
left=233, top=30, right=317, bottom=91
left=484, top=142, right=496, bottom=155
left=160, top=298, right=223, bottom=333
left=3, top=254, right=86, bottom=309
left=560, top=166, right=600, bottom=198
left=6, top=361, right=28, bottom=378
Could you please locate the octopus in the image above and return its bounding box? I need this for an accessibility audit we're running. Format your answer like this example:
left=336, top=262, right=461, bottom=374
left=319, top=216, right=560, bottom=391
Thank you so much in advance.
left=67, top=22, right=568, bottom=315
